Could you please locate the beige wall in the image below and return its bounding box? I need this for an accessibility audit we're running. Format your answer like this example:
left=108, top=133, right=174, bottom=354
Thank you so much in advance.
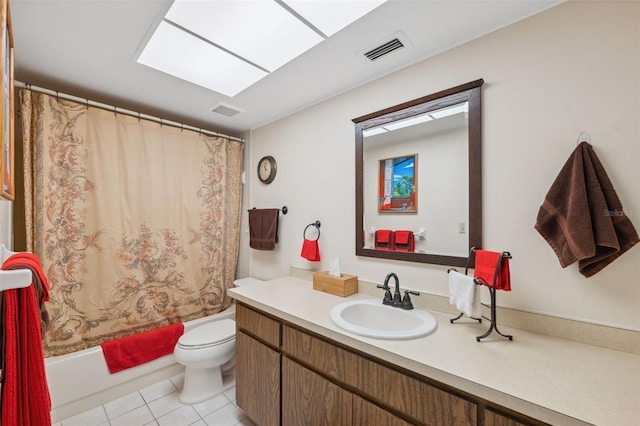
left=0, top=200, right=12, bottom=248
left=246, top=1, right=640, bottom=330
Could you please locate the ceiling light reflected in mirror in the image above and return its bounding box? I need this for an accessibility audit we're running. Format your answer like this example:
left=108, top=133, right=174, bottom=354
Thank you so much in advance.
left=362, top=103, right=468, bottom=137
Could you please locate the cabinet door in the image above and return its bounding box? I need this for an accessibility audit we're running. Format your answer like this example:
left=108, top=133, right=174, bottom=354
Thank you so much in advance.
left=236, top=331, right=281, bottom=426
left=282, top=357, right=352, bottom=426
left=352, top=394, right=414, bottom=426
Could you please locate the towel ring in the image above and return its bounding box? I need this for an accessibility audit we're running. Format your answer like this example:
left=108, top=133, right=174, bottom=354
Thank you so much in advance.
left=303, top=221, right=321, bottom=240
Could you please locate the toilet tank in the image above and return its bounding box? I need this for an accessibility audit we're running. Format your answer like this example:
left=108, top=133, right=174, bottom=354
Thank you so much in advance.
left=233, top=277, right=265, bottom=287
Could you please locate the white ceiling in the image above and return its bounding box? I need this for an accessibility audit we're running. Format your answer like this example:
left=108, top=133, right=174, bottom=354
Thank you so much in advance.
left=11, top=0, right=562, bottom=138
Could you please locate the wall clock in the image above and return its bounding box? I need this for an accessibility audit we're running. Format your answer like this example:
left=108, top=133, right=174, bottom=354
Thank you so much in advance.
left=257, top=155, right=277, bottom=184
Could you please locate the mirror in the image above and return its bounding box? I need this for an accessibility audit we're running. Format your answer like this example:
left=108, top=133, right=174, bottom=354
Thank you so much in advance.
left=353, top=80, right=483, bottom=267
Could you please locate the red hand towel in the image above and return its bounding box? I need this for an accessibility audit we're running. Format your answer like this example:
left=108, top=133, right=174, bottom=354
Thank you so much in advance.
left=101, top=323, right=184, bottom=374
left=473, top=250, right=511, bottom=291
left=1, top=253, right=52, bottom=426
left=376, top=230, right=391, bottom=243
left=300, top=239, right=320, bottom=261
left=394, top=230, right=411, bottom=245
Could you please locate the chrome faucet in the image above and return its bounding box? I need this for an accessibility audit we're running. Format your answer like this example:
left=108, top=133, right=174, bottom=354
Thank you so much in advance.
left=376, top=273, right=419, bottom=310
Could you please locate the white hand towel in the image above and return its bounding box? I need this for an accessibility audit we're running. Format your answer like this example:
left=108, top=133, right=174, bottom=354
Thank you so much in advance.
left=448, top=270, right=481, bottom=318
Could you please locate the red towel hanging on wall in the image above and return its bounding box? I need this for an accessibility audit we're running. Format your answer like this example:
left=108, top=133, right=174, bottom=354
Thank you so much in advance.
left=474, top=250, right=511, bottom=291
left=300, top=222, right=321, bottom=261
left=1, top=252, right=52, bottom=426
left=300, top=239, right=320, bottom=261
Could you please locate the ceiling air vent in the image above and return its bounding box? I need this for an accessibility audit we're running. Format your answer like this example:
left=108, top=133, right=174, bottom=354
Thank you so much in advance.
left=211, top=102, right=244, bottom=117
left=364, top=38, right=405, bottom=61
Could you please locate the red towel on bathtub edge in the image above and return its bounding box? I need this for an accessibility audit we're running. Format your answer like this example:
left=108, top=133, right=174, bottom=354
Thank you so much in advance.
left=101, top=323, right=184, bottom=374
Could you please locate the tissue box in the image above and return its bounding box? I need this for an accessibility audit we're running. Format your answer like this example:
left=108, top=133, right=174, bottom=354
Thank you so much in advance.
left=313, top=271, right=358, bottom=297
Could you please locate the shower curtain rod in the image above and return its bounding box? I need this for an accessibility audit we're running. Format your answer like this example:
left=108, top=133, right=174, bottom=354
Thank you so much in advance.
left=14, top=80, right=244, bottom=143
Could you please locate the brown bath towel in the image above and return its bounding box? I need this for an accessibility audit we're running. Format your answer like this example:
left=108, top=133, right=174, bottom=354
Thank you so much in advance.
left=249, top=208, right=280, bottom=250
left=535, top=142, right=639, bottom=277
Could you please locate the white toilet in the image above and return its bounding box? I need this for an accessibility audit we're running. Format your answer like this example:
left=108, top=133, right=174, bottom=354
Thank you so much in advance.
left=173, top=319, right=236, bottom=404
left=173, top=277, right=264, bottom=404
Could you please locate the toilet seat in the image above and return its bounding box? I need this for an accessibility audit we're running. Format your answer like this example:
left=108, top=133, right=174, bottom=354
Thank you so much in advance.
left=177, top=319, right=235, bottom=350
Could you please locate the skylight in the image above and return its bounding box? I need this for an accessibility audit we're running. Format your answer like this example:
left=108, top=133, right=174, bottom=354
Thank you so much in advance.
left=138, top=0, right=387, bottom=98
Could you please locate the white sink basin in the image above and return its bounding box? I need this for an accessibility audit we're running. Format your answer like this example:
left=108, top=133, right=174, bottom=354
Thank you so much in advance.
left=330, top=299, right=437, bottom=340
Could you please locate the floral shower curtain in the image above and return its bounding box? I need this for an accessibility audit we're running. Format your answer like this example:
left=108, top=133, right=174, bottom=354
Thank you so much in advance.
left=20, top=90, right=244, bottom=356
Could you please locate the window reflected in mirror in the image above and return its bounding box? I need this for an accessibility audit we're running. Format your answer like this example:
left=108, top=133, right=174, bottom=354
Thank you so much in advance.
left=378, top=154, right=417, bottom=214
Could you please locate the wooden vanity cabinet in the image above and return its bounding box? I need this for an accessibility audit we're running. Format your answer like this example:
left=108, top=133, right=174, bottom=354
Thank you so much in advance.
left=235, top=302, right=544, bottom=426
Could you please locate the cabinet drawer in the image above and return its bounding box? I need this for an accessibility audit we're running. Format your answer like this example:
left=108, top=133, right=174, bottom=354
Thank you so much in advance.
left=283, top=324, right=359, bottom=385
left=283, top=325, right=476, bottom=426
left=236, top=303, right=281, bottom=348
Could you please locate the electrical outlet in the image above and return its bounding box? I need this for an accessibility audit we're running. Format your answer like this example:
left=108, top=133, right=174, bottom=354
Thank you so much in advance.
left=458, top=222, right=466, bottom=234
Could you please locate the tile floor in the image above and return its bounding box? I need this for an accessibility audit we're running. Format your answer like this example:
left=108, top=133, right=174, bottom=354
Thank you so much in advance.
left=53, top=372, right=253, bottom=426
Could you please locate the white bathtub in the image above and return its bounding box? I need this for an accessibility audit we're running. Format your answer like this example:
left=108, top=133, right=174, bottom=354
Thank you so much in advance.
left=46, top=304, right=236, bottom=422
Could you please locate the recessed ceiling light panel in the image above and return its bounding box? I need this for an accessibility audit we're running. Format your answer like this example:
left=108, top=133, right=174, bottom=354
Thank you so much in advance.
left=166, top=0, right=323, bottom=71
left=137, top=0, right=389, bottom=98
left=283, top=0, right=387, bottom=36
left=137, top=21, right=268, bottom=97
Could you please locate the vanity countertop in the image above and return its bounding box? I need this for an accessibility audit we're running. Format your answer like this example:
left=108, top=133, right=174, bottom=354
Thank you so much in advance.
left=228, top=277, right=639, bottom=426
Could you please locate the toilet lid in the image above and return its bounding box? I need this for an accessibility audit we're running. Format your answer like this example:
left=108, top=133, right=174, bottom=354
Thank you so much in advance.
left=178, top=319, right=235, bottom=348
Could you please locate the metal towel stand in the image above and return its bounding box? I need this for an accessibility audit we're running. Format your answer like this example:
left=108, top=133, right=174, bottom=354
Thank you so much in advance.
left=449, top=247, right=513, bottom=342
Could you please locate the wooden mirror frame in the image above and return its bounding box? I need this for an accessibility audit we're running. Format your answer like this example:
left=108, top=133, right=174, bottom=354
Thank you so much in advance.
left=353, top=79, right=483, bottom=267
